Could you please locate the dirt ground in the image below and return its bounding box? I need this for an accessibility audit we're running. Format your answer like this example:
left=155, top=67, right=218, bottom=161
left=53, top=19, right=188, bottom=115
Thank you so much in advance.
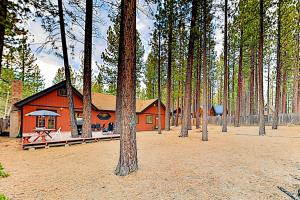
left=1, top=125, right=300, bottom=200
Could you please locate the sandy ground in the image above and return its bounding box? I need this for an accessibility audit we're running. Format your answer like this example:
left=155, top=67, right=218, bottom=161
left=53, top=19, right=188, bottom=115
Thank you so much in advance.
left=1, top=125, right=300, bottom=200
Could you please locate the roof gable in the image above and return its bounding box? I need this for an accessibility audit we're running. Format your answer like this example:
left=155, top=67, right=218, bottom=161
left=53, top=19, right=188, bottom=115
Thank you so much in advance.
left=15, top=81, right=164, bottom=113
left=15, top=81, right=97, bottom=110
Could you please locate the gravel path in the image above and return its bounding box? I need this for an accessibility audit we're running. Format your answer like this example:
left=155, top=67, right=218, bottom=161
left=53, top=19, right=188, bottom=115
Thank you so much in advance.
left=1, top=125, right=300, bottom=200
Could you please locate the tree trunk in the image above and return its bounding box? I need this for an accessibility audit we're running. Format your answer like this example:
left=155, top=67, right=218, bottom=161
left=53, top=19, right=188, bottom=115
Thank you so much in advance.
left=258, top=0, right=266, bottom=135
left=165, top=0, right=173, bottom=131
left=0, top=0, right=8, bottom=78
left=175, top=80, right=180, bottom=126
left=267, top=62, right=270, bottom=115
left=272, top=0, right=281, bottom=129
left=231, top=57, right=235, bottom=116
left=180, top=0, right=198, bottom=137
left=115, top=0, right=138, bottom=176
left=222, top=0, right=228, bottom=132
left=82, top=0, right=93, bottom=138
left=202, top=0, right=208, bottom=141
left=157, top=25, right=162, bottom=134
left=293, top=4, right=300, bottom=113
left=281, top=63, right=287, bottom=113
left=235, top=29, right=243, bottom=127
left=196, top=36, right=202, bottom=129
left=58, top=0, right=78, bottom=137
left=250, top=47, right=255, bottom=115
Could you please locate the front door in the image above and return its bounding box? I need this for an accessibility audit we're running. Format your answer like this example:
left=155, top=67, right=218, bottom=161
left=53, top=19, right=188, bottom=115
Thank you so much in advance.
left=154, top=115, right=159, bottom=129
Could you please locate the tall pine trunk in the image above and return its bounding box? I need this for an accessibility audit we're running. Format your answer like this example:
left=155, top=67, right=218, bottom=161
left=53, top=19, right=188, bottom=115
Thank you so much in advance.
left=0, top=0, right=8, bottom=78
left=222, top=0, right=228, bottom=132
left=281, top=63, right=287, bottom=113
left=180, top=0, right=198, bottom=137
left=272, top=0, right=281, bottom=129
left=195, top=36, right=202, bottom=129
left=293, top=4, right=299, bottom=113
left=258, top=0, right=266, bottom=135
left=250, top=47, right=255, bottom=115
left=235, top=29, right=243, bottom=127
left=202, top=0, right=208, bottom=141
left=115, top=0, right=138, bottom=176
left=58, top=0, right=78, bottom=137
left=82, top=0, right=93, bottom=138
left=157, top=26, right=162, bottom=134
left=175, top=80, right=180, bottom=126
left=231, top=58, right=235, bottom=116
left=165, top=0, right=173, bottom=131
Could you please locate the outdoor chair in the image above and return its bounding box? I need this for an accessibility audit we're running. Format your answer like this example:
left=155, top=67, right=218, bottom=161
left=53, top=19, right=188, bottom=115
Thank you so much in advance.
left=91, top=124, right=96, bottom=131
left=51, top=127, right=62, bottom=140
left=95, top=123, right=101, bottom=131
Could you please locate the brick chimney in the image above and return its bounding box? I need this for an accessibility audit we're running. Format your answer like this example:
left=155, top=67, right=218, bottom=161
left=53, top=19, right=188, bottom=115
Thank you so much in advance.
left=10, top=80, right=23, bottom=137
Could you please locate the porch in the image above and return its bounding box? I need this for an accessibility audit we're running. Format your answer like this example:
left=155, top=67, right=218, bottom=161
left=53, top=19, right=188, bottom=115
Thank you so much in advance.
left=22, top=131, right=120, bottom=150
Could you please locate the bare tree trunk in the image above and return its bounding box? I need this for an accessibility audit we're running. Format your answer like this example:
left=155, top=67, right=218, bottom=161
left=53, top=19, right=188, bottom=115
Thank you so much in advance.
left=157, top=25, right=162, bottom=134
left=250, top=47, right=255, bottom=115
left=222, top=0, right=228, bottom=132
left=202, top=0, right=208, bottom=141
left=235, top=29, right=243, bottom=127
left=267, top=62, right=270, bottom=115
left=258, top=0, right=266, bottom=135
left=82, top=0, right=93, bottom=138
left=281, top=63, right=287, bottom=113
left=175, top=80, right=180, bottom=126
left=58, top=0, right=78, bottom=137
left=293, top=4, right=299, bottom=113
left=254, top=52, right=258, bottom=115
left=196, top=36, right=202, bottom=129
left=180, top=0, right=198, bottom=137
left=165, top=0, right=173, bottom=131
left=0, top=0, right=7, bottom=78
left=231, top=58, right=235, bottom=116
left=272, top=0, right=281, bottom=129
left=115, top=0, right=138, bottom=176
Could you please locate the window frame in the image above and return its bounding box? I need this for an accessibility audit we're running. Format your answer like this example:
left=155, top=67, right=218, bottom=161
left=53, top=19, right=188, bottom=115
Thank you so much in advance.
left=146, top=115, right=153, bottom=124
left=36, top=116, right=46, bottom=128
left=57, top=88, right=67, bottom=97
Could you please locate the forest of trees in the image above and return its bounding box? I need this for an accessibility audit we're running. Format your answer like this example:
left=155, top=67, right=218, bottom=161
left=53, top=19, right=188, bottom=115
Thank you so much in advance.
left=0, top=0, right=299, bottom=176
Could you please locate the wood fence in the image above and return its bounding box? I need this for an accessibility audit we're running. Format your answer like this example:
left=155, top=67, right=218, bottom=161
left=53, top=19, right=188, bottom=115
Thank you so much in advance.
left=207, top=113, right=300, bottom=126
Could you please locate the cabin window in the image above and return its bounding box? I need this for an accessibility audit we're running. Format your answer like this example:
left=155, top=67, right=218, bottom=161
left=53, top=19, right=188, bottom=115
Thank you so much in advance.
left=146, top=115, right=153, bottom=124
left=36, top=116, right=45, bottom=128
left=48, top=116, right=55, bottom=129
left=57, top=88, right=67, bottom=96
left=136, top=115, right=139, bottom=124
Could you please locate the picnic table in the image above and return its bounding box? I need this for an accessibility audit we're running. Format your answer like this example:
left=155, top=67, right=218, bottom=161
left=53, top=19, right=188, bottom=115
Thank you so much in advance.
left=33, top=128, right=56, bottom=143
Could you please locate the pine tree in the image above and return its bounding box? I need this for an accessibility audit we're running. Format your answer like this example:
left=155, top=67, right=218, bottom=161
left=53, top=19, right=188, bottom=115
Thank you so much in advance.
left=58, top=0, right=78, bottom=137
left=101, top=13, right=144, bottom=95
left=115, top=0, right=138, bottom=176
left=180, top=0, right=199, bottom=137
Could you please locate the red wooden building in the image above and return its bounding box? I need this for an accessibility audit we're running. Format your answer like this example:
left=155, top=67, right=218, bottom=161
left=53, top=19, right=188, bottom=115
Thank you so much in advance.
left=15, top=81, right=165, bottom=134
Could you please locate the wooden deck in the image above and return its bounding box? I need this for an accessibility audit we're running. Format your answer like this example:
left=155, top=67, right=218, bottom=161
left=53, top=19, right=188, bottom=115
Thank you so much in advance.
left=22, top=132, right=120, bottom=150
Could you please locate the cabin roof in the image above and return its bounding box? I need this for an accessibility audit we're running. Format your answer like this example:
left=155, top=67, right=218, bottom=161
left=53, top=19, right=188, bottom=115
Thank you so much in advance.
left=15, top=81, right=163, bottom=113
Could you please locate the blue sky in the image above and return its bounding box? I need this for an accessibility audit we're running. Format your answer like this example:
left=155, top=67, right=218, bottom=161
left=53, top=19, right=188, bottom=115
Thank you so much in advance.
left=28, top=0, right=223, bottom=88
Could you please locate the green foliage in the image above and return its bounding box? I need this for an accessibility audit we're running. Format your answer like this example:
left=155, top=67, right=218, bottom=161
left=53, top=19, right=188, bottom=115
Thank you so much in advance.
left=0, top=163, right=10, bottom=178
left=100, top=13, right=145, bottom=95
left=52, top=66, right=77, bottom=86
left=0, top=194, right=10, bottom=200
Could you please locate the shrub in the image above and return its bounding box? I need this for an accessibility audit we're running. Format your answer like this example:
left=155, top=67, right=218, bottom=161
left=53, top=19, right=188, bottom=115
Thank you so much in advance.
left=0, top=164, right=9, bottom=178
left=0, top=194, right=10, bottom=200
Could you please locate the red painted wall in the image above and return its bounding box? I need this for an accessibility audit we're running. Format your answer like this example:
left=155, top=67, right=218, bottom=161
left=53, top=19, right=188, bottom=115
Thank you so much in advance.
left=21, top=89, right=165, bottom=133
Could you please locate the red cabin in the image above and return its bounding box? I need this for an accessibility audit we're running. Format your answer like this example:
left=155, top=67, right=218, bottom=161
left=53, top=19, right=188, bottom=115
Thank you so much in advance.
left=15, top=81, right=165, bottom=135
